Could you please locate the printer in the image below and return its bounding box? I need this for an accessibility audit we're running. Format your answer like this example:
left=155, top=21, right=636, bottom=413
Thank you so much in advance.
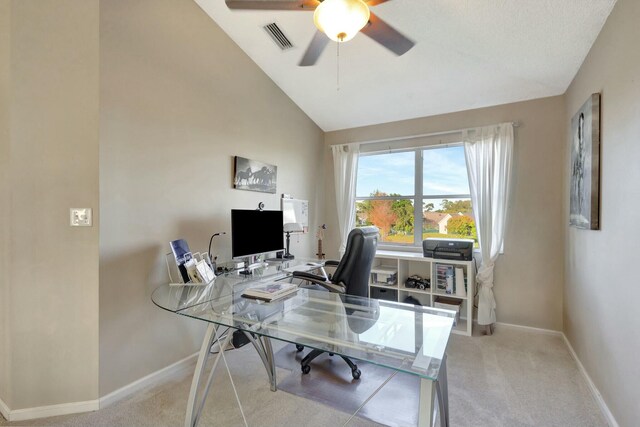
left=423, top=238, right=474, bottom=261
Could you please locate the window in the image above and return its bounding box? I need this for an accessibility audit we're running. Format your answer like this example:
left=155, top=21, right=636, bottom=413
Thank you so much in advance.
left=355, top=144, right=477, bottom=248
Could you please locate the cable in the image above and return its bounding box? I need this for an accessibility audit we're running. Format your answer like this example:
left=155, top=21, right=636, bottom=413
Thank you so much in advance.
left=208, top=327, right=233, bottom=355
left=336, top=41, right=340, bottom=91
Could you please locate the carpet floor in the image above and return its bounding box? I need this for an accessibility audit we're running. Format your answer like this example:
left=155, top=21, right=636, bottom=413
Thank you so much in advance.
left=0, top=325, right=606, bottom=427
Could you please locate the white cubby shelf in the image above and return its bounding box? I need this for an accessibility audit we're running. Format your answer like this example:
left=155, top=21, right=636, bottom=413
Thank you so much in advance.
left=368, top=249, right=476, bottom=336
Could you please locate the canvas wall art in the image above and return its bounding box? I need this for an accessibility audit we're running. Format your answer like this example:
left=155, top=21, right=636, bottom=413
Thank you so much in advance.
left=570, top=93, right=601, bottom=230
left=233, top=156, right=277, bottom=194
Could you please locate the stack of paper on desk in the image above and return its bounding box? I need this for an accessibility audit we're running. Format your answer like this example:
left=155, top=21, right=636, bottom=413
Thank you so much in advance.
left=242, top=282, right=298, bottom=302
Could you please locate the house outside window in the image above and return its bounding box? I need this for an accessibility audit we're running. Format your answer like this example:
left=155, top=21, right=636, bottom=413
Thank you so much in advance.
left=355, top=144, right=478, bottom=249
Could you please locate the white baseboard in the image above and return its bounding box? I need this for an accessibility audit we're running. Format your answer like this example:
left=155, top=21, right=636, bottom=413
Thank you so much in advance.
left=0, top=353, right=198, bottom=422
left=99, top=352, right=198, bottom=409
left=561, top=334, right=619, bottom=427
left=494, top=321, right=563, bottom=336
left=1, top=398, right=99, bottom=422
left=0, top=396, right=10, bottom=421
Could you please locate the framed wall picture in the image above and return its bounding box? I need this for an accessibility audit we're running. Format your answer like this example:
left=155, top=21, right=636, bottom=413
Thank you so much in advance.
left=570, top=93, right=601, bottom=230
left=233, top=156, right=277, bottom=194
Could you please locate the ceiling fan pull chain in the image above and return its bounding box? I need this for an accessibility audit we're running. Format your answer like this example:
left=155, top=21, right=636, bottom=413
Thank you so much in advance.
left=336, top=41, right=340, bottom=91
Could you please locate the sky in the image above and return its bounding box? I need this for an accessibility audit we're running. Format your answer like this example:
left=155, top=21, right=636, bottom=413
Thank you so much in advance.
left=356, top=146, right=471, bottom=204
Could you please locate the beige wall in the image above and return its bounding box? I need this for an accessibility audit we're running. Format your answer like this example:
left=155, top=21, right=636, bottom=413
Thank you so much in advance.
left=0, top=0, right=11, bottom=408
left=98, top=0, right=324, bottom=396
left=564, top=0, right=640, bottom=424
left=325, top=96, right=566, bottom=331
left=4, top=0, right=100, bottom=410
left=3, top=1, right=635, bottom=422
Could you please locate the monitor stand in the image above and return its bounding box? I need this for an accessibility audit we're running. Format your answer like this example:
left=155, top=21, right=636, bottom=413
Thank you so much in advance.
left=238, top=257, right=267, bottom=276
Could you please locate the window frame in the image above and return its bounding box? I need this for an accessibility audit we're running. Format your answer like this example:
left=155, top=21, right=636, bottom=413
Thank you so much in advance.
left=355, top=143, right=473, bottom=251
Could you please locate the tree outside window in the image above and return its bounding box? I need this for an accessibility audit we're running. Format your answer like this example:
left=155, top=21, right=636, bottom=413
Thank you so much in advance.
left=356, top=191, right=412, bottom=242
left=355, top=145, right=477, bottom=247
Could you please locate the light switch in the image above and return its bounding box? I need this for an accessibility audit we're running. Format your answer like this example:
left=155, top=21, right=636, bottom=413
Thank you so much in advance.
left=70, top=208, right=92, bottom=227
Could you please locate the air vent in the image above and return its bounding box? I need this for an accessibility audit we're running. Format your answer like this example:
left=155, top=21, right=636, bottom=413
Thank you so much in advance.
left=264, top=23, right=294, bottom=50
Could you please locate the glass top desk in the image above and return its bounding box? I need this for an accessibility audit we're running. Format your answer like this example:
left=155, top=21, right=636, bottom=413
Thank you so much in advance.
left=152, top=258, right=454, bottom=427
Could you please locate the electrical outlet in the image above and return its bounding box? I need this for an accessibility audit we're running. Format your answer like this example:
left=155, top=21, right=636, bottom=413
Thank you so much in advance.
left=70, top=208, right=92, bottom=227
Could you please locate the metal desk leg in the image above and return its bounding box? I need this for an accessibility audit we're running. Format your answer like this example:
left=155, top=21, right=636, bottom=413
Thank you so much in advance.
left=185, top=324, right=232, bottom=427
left=418, top=355, right=449, bottom=427
left=418, top=378, right=436, bottom=427
left=437, top=356, right=449, bottom=427
left=262, top=336, right=277, bottom=392
left=241, top=331, right=277, bottom=392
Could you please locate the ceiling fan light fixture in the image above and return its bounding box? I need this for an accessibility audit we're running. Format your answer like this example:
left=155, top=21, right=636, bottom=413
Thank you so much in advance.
left=313, top=0, right=370, bottom=42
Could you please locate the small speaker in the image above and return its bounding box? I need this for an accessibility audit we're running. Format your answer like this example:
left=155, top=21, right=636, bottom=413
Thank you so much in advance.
left=232, top=330, right=250, bottom=348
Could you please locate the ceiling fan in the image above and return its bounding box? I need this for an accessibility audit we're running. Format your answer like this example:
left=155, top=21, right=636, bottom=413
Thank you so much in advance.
left=225, top=0, right=415, bottom=66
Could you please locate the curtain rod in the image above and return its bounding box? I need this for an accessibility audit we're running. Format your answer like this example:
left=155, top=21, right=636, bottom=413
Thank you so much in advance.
left=329, top=121, right=521, bottom=147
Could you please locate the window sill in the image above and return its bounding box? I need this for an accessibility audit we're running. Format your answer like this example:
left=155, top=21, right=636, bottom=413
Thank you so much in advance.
left=377, top=243, right=483, bottom=257
left=377, top=244, right=422, bottom=253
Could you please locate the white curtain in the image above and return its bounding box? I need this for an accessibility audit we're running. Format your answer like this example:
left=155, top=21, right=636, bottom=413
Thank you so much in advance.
left=331, top=143, right=359, bottom=252
left=463, top=123, right=514, bottom=326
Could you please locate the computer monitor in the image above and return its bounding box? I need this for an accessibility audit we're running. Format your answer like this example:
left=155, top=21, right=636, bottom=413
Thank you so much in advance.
left=231, top=209, right=284, bottom=259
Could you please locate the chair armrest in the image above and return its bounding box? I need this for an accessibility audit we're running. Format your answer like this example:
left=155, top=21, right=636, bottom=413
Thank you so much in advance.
left=324, top=260, right=340, bottom=267
left=292, top=271, right=327, bottom=283
left=291, top=271, right=345, bottom=294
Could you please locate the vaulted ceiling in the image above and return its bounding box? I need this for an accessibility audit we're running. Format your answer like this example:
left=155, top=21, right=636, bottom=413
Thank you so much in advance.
left=195, top=0, right=617, bottom=131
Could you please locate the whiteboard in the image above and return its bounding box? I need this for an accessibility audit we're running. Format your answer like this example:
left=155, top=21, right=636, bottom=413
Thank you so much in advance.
left=281, top=198, right=309, bottom=233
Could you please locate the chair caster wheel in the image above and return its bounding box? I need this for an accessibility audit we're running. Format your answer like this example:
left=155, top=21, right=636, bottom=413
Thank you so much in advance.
left=301, top=364, right=311, bottom=375
left=296, top=345, right=304, bottom=352
left=351, top=368, right=361, bottom=380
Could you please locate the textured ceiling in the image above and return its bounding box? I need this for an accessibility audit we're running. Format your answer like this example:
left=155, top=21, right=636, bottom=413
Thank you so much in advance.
left=195, top=0, right=617, bottom=131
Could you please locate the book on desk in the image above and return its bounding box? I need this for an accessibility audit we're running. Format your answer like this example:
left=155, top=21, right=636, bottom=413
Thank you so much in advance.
left=242, top=282, right=299, bottom=302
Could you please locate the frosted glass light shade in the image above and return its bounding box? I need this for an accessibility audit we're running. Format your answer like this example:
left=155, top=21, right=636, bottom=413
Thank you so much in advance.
left=313, top=0, right=370, bottom=42
left=283, top=222, right=304, bottom=233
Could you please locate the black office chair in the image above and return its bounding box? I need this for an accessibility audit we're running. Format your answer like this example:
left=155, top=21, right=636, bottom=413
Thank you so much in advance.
left=292, top=226, right=379, bottom=379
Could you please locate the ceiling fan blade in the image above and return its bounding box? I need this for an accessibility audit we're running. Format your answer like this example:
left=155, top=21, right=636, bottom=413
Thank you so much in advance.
left=365, top=0, right=391, bottom=5
left=299, top=30, right=329, bottom=66
left=225, top=0, right=318, bottom=11
left=360, top=11, right=415, bottom=56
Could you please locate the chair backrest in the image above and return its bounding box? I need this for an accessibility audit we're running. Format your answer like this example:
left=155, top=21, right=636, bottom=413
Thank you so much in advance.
left=342, top=294, right=380, bottom=333
left=331, top=227, right=379, bottom=298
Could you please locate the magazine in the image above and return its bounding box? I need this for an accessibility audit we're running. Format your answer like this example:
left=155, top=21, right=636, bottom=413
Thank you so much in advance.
left=170, top=239, right=193, bottom=283
left=435, top=264, right=455, bottom=293
left=242, top=281, right=299, bottom=302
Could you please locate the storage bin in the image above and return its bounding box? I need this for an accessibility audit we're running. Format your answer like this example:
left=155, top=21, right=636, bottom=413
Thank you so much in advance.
left=370, top=287, right=398, bottom=302
left=370, top=266, right=398, bottom=285
left=434, top=296, right=461, bottom=325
